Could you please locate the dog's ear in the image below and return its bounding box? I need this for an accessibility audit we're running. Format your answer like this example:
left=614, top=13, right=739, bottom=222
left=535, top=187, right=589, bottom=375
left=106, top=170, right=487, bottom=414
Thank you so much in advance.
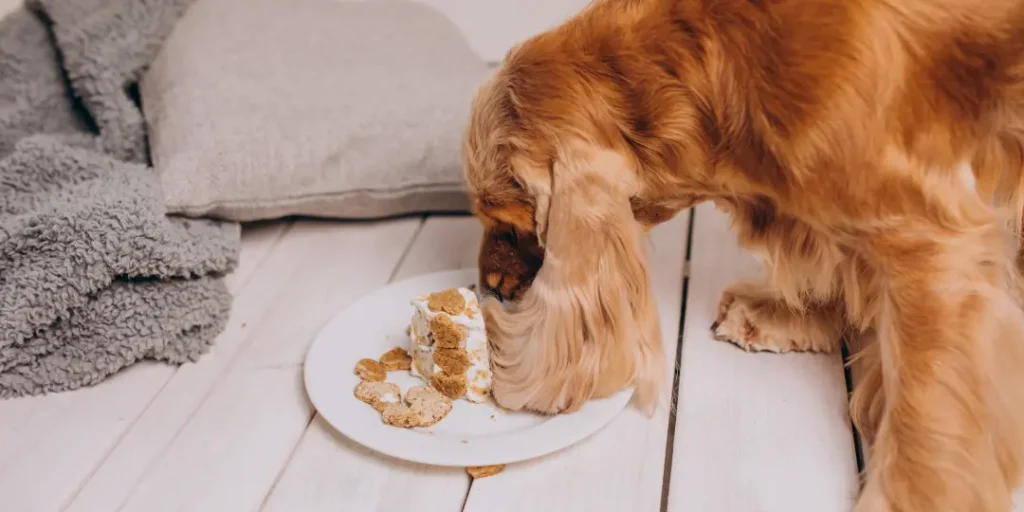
left=483, top=141, right=666, bottom=415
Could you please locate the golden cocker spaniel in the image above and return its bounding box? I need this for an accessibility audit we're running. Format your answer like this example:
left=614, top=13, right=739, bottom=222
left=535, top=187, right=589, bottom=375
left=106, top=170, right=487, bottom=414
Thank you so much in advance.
left=462, top=0, right=1024, bottom=510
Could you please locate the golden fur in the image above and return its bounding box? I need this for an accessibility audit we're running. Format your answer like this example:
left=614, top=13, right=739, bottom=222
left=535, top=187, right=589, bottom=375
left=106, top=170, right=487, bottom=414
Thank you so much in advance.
left=461, top=0, right=1024, bottom=509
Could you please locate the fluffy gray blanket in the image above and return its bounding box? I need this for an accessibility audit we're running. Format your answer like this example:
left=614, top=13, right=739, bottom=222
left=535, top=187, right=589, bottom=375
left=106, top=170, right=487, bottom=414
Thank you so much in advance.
left=0, top=0, right=240, bottom=398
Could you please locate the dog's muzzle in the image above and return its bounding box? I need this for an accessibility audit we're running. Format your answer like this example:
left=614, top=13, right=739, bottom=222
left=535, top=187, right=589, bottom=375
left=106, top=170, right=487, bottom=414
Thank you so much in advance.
left=477, top=225, right=544, bottom=302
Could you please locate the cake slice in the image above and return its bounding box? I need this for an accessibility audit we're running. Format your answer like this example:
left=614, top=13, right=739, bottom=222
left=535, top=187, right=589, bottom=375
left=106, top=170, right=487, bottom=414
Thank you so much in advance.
left=408, top=287, right=491, bottom=402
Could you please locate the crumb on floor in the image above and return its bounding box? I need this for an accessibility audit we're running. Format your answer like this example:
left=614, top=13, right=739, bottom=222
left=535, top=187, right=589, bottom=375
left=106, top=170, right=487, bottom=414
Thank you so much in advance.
left=466, top=464, right=505, bottom=478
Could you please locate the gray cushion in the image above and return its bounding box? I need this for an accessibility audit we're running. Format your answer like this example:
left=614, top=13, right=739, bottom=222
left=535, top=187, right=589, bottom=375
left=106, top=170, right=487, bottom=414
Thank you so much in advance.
left=141, top=0, right=489, bottom=221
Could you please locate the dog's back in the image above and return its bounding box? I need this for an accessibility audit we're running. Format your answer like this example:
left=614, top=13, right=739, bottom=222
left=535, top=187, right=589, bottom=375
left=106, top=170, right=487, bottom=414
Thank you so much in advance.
left=500, top=0, right=1024, bottom=244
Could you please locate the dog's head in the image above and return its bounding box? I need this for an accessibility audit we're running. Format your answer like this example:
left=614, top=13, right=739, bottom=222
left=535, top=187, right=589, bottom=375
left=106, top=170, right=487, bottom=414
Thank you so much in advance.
left=461, top=36, right=677, bottom=415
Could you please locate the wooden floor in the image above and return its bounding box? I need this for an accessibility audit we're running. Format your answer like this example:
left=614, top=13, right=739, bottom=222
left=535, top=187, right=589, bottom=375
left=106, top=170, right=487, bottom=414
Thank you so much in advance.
left=0, top=206, right=867, bottom=512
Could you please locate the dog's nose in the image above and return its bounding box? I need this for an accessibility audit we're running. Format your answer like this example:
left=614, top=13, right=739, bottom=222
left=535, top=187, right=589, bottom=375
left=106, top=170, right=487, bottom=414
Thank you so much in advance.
left=477, top=225, right=544, bottom=302
left=479, top=271, right=532, bottom=302
left=479, top=271, right=507, bottom=301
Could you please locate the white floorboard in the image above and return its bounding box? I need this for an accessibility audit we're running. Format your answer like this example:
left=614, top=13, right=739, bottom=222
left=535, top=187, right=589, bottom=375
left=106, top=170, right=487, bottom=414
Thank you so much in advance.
left=259, top=215, right=483, bottom=512
left=666, top=203, right=860, bottom=512
left=66, top=219, right=421, bottom=512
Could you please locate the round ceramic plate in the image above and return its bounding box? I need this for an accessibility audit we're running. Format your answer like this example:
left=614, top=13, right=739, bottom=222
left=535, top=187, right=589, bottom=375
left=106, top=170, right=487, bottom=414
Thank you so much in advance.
left=303, top=268, right=634, bottom=467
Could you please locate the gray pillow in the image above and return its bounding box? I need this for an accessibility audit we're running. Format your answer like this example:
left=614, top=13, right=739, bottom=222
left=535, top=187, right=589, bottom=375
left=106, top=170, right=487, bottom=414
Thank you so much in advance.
left=141, top=0, right=489, bottom=221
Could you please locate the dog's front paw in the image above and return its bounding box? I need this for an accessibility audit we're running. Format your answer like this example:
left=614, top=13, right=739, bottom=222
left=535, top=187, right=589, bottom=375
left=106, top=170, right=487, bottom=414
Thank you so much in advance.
left=711, top=291, right=786, bottom=353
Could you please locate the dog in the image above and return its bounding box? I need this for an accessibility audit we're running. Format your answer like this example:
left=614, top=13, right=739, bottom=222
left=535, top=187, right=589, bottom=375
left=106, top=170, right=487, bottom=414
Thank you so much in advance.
left=462, top=0, right=1024, bottom=509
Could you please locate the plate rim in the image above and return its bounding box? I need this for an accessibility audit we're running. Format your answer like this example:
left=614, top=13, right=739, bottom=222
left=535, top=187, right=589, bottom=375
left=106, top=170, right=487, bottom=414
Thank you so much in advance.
left=303, top=268, right=634, bottom=467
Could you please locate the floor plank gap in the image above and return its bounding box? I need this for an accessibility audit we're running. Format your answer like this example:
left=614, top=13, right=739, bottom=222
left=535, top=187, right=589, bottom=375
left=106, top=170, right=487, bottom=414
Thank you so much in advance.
left=387, top=216, right=429, bottom=282
left=58, top=375, right=178, bottom=512
left=460, top=478, right=474, bottom=512
left=659, top=209, right=696, bottom=512
left=256, top=408, right=319, bottom=512
left=841, top=342, right=866, bottom=475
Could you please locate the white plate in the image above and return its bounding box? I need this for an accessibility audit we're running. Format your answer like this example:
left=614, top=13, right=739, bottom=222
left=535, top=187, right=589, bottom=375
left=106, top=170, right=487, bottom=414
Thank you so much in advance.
left=303, top=268, right=633, bottom=467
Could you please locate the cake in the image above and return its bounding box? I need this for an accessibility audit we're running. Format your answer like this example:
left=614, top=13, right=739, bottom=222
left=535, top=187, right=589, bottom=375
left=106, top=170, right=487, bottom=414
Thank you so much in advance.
left=408, top=287, right=491, bottom=402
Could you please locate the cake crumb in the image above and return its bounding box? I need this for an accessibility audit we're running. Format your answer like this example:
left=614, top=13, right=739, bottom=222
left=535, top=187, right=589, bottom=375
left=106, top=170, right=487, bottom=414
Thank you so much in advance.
left=354, top=358, right=386, bottom=382
left=426, top=288, right=465, bottom=315
left=466, top=465, right=505, bottom=478
left=379, top=347, right=412, bottom=371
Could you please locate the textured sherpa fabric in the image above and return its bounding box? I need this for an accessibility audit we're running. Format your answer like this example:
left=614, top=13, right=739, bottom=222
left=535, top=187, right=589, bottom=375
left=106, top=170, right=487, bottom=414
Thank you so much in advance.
left=142, top=0, right=491, bottom=222
left=0, top=1, right=240, bottom=398
left=28, top=0, right=195, bottom=162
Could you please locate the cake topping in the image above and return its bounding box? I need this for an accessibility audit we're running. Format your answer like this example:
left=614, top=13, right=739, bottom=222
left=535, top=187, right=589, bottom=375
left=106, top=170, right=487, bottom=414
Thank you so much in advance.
left=430, top=314, right=465, bottom=349
left=426, top=288, right=466, bottom=315
left=430, top=372, right=468, bottom=400
left=433, top=347, right=471, bottom=374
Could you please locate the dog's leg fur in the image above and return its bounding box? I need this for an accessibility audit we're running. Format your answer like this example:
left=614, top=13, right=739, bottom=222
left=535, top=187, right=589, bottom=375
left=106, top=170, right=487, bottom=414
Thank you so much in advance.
left=842, top=167, right=1024, bottom=511
left=712, top=279, right=846, bottom=353
left=846, top=330, right=885, bottom=447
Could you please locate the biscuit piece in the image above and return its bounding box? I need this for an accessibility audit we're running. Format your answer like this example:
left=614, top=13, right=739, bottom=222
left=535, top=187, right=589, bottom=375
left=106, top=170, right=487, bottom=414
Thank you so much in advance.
left=466, top=465, right=505, bottom=478
left=381, top=403, right=422, bottom=428
left=433, top=347, right=471, bottom=374
left=380, top=386, right=454, bottom=428
left=426, top=288, right=465, bottom=315
left=354, top=381, right=401, bottom=412
left=429, top=314, right=465, bottom=349
left=380, top=347, right=412, bottom=371
left=430, top=372, right=468, bottom=400
left=405, top=385, right=453, bottom=427
left=354, top=358, right=386, bottom=382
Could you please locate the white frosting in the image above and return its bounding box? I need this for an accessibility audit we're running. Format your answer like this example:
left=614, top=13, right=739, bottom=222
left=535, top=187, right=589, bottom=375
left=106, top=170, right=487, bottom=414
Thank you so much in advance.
left=408, top=287, right=492, bottom=402
left=381, top=392, right=398, bottom=404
